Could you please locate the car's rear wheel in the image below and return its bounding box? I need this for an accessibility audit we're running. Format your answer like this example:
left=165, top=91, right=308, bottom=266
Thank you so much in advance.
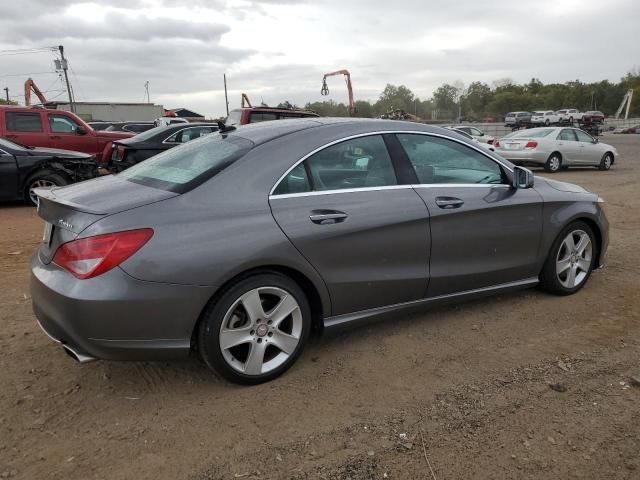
left=24, top=170, right=68, bottom=206
left=599, top=152, right=613, bottom=171
left=569, top=116, right=574, bottom=125
left=544, top=153, right=562, bottom=172
left=540, top=221, right=596, bottom=295
left=198, top=273, right=311, bottom=384
left=545, top=119, right=550, bottom=126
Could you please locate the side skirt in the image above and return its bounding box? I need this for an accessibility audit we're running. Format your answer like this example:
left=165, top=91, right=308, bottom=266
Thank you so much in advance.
left=323, top=278, right=539, bottom=330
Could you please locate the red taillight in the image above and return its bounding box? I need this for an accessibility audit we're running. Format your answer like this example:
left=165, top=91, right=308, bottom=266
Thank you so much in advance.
left=116, top=146, right=126, bottom=160
left=53, top=229, right=153, bottom=279
left=525, top=141, right=538, bottom=149
left=494, top=140, right=500, bottom=147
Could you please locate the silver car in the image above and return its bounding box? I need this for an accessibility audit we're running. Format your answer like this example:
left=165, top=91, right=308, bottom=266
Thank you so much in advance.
left=494, top=127, right=617, bottom=172
left=31, top=119, right=609, bottom=384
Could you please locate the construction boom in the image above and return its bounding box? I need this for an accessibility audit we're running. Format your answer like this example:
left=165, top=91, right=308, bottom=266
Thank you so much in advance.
left=321, top=69, right=355, bottom=115
left=614, top=89, right=634, bottom=120
left=24, top=78, right=47, bottom=106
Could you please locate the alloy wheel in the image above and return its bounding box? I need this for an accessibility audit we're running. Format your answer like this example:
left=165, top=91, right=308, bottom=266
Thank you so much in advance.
left=219, top=287, right=303, bottom=376
left=556, top=230, right=592, bottom=288
left=603, top=154, right=612, bottom=170
left=29, top=179, right=56, bottom=205
left=548, top=156, right=561, bottom=171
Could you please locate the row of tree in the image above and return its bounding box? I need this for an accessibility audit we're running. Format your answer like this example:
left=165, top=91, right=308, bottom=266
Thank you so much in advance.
left=299, top=71, right=640, bottom=121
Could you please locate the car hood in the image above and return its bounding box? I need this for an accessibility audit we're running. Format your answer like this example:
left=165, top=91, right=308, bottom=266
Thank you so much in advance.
left=540, top=177, right=589, bottom=194
left=27, top=147, right=93, bottom=159
left=96, top=130, right=135, bottom=139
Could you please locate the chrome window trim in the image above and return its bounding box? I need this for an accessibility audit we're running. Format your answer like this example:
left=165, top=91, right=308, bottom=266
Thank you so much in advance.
left=270, top=183, right=510, bottom=200
left=0, top=148, right=10, bottom=156
left=269, top=130, right=514, bottom=197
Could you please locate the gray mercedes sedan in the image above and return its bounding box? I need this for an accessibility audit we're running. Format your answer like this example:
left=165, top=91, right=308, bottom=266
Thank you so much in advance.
left=31, top=118, right=609, bottom=384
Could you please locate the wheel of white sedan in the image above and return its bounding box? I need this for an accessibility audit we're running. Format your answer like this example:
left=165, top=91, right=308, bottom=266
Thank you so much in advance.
left=198, top=273, right=311, bottom=384
left=540, top=221, right=596, bottom=295
left=544, top=153, right=562, bottom=173
left=599, top=153, right=613, bottom=171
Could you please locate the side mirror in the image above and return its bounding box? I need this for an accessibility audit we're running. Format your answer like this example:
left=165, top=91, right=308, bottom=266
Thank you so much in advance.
left=593, top=138, right=599, bottom=144
left=512, top=166, right=534, bottom=189
left=76, top=126, right=87, bottom=135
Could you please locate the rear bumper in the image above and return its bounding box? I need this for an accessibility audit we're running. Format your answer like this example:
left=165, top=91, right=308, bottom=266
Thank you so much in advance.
left=30, top=253, right=215, bottom=361
left=495, top=149, right=548, bottom=166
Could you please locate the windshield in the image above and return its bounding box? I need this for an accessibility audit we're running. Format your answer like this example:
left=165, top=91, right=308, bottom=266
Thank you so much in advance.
left=119, top=133, right=253, bottom=193
left=125, top=125, right=172, bottom=141
left=0, top=137, right=28, bottom=150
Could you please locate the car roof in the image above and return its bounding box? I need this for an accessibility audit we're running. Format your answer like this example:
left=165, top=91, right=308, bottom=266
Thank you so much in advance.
left=231, top=107, right=319, bottom=116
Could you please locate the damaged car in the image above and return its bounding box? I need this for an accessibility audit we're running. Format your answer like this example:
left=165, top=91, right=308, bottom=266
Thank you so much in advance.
left=0, top=138, right=97, bottom=206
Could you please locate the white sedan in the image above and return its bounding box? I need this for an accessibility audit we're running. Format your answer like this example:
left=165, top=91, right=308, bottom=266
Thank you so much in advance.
left=493, top=127, right=617, bottom=172
left=450, top=125, right=495, bottom=144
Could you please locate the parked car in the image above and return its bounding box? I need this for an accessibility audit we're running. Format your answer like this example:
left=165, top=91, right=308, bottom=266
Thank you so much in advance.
left=154, top=116, right=189, bottom=127
left=613, top=124, right=640, bottom=134
left=556, top=109, right=583, bottom=124
left=531, top=110, right=559, bottom=126
left=0, top=137, right=96, bottom=206
left=582, top=111, right=605, bottom=124
left=494, top=127, right=617, bottom=172
left=31, top=118, right=609, bottom=384
left=87, top=121, right=112, bottom=131
left=450, top=125, right=495, bottom=144
left=445, top=127, right=495, bottom=151
left=225, top=106, right=319, bottom=126
left=0, top=106, right=132, bottom=163
left=504, top=111, right=532, bottom=128
left=104, top=122, right=155, bottom=134
left=108, top=122, right=219, bottom=172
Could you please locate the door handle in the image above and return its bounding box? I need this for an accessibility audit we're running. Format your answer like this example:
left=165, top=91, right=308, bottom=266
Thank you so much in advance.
left=435, top=197, right=464, bottom=209
left=309, top=210, right=348, bottom=224
left=50, top=135, right=61, bottom=140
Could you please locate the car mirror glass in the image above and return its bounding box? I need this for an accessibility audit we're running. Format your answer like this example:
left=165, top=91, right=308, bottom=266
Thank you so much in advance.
left=513, top=166, right=534, bottom=189
left=76, top=126, right=87, bottom=135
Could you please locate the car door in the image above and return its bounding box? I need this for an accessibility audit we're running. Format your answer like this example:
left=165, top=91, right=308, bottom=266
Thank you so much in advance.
left=46, top=113, right=97, bottom=155
left=0, top=146, right=18, bottom=200
left=3, top=111, right=47, bottom=147
left=269, top=134, right=431, bottom=316
left=556, top=129, right=581, bottom=164
left=395, top=133, right=543, bottom=297
left=573, top=129, right=601, bottom=165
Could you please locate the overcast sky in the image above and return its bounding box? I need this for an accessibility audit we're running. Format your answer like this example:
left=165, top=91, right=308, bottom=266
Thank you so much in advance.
left=1, top=0, right=638, bottom=117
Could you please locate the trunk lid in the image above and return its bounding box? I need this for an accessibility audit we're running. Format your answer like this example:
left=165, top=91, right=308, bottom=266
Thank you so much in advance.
left=34, top=175, right=178, bottom=263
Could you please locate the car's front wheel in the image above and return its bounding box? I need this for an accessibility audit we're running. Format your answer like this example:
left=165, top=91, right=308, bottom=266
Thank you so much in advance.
left=24, top=170, right=68, bottom=206
left=540, top=221, right=596, bottom=295
left=198, top=273, right=311, bottom=384
left=599, top=153, right=613, bottom=171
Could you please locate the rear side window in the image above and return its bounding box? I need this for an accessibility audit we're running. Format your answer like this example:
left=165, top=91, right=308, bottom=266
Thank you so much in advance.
left=250, top=112, right=278, bottom=123
left=6, top=112, right=43, bottom=132
left=397, top=134, right=503, bottom=185
left=119, top=134, right=253, bottom=193
left=273, top=135, right=397, bottom=194
left=165, top=126, right=216, bottom=143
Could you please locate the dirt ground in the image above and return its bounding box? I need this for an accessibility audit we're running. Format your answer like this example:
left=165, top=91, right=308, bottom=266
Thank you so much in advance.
left=1, top=135, right=639, bottom=480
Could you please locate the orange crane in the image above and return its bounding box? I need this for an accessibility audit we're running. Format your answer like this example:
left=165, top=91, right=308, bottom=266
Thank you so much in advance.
left=321, top=69, right=355, bottom=115
left=24, top=78, right=47, bottom=106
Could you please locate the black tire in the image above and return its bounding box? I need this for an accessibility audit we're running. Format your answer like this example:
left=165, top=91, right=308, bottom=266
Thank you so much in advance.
left=539, top=221, right=597, bottom=296
left=569, top=116, right=574, bottom=125
left=23, top=170, right=68, bottom=206
left=599, top=152, right=613, bottom=171
left=544, top=153, right=562, bottom=172
left=545, top=119, right=550, bottom=126
left=198, top=272, right=311, bottom=385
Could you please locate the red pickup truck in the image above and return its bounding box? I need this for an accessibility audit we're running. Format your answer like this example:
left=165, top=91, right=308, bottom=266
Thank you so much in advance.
left=0, top=106, right=133, bottom=163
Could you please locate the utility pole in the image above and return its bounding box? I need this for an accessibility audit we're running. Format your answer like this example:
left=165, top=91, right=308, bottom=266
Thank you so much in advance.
left=223, top=74, right=229, bottom=116
left=58, top=45, right=75, bottom=113
left=3, top=87, right=8, bottom=103
left=144, top=81, right=150, bottom=104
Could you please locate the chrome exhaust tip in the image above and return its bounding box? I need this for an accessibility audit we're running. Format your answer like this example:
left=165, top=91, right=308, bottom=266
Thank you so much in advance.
left=63, top=345, right=96, bottom=363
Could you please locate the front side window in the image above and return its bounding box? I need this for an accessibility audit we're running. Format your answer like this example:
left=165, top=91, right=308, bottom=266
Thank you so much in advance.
left=273, top=135, right=397, bottom=194
left=119, top=134, right=253, bottom=193
left=49, top=115, right=80, bottom=133
left=6, top=112, right=43, bottom=132
left=397, top=133, right=504, bottom=185
left=558, top=129, right=577, bottom=141
left=575, top=130, right=593, bottom=143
